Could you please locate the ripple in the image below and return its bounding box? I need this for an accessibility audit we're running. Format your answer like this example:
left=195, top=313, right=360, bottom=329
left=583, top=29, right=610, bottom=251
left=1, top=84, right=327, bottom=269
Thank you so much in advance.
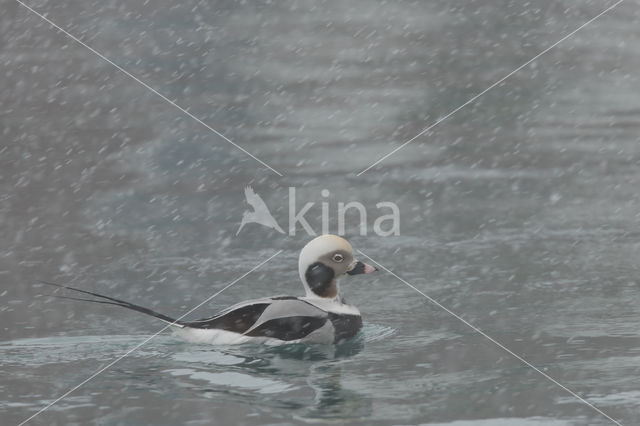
left=417, top=418, right=573, bottom=426
left=166, top=368, right=295, bottom=394
left=171, top=349, right=246, bottom=366
left=0, top=334, right=179, bottom=366
left=361, top=323, right=396, bottom=343
left=577, top=390, right=640, bottom=407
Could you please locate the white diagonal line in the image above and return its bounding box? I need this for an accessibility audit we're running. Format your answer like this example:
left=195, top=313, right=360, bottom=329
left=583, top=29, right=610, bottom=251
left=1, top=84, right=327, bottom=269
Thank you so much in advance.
left=356, top=0, right=624, bottom=176
left=357, top=249, right=623, bottom=426
left=19, top=250, right=283, bottom=426
left=15, top=0, right=283, bottom=177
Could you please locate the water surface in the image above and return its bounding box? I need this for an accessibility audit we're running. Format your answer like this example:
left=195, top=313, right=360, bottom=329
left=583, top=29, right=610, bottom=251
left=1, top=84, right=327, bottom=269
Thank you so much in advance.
left=1, top=0, right=640, bottom=424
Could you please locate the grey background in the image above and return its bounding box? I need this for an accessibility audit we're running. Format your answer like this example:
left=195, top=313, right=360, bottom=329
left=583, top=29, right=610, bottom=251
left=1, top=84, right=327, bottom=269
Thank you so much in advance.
left=1, top=0, right=640, bottom=425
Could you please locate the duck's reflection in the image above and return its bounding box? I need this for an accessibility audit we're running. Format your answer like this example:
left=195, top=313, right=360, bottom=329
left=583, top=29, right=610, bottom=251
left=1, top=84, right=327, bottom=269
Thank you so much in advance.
left=168, top=334, right=371, bottom=421
left=256, top=337, right=372, bottom=421
left=300, top=359, right=372, bottom=421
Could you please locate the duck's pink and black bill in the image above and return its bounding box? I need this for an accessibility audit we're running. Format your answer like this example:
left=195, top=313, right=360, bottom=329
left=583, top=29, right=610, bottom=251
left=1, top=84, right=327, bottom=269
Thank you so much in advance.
left=347, top=261, right=378, bottom=275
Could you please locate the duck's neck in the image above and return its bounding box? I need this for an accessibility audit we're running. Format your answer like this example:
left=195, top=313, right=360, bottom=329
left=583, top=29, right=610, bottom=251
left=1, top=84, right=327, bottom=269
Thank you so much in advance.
left=303, top=279, right=340, bottom=299
left=304, top=292, right=345, bottom=305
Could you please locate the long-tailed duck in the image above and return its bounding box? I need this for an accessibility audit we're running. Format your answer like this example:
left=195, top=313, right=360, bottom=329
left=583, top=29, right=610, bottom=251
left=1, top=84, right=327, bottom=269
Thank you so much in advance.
left=44, top=235, right=377, bottom=345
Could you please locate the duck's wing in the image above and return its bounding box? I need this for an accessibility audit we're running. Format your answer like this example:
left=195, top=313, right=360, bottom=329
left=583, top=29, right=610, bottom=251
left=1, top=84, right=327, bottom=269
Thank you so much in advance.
left=181, top=297, right=275, bottom=332
left=186, top=297, right=331, bottom=341
left=244, top=298, right=330, bottom=341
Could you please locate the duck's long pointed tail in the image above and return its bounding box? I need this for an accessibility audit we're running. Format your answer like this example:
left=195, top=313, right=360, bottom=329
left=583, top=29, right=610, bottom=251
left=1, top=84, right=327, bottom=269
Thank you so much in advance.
left=40, top=281, right=185, bottom=328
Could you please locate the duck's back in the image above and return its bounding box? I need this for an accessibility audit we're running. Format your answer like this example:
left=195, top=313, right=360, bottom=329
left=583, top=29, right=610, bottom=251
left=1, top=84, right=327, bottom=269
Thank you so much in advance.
left=177, top=296, right=362, bottom=344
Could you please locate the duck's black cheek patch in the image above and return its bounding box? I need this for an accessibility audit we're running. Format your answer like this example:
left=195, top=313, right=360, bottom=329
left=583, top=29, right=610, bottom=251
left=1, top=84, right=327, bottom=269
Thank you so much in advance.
left=305, top=262, right=335, bottom=297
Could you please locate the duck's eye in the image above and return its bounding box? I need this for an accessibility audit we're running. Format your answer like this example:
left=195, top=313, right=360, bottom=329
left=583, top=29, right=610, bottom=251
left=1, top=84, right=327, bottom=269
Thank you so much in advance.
left=332, top=253, right=344, bottom=263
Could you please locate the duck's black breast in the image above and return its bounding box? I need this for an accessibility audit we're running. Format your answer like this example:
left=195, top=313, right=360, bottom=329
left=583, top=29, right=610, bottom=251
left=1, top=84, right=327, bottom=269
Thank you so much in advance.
left=328, top=312, right=363, bottom=343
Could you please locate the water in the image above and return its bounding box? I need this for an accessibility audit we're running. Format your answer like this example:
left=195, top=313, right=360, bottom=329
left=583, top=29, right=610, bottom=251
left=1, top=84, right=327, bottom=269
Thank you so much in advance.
left=1, top=0, right=640, bottom=424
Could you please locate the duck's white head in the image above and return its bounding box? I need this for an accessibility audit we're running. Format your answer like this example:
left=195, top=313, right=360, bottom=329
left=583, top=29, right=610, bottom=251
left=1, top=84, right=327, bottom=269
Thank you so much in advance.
left=298, top=234, right=377, bottom=299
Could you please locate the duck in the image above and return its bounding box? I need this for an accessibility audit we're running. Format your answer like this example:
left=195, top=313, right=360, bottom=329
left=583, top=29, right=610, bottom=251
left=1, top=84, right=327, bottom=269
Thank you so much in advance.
left=44, top=235, right=377, bottom=345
